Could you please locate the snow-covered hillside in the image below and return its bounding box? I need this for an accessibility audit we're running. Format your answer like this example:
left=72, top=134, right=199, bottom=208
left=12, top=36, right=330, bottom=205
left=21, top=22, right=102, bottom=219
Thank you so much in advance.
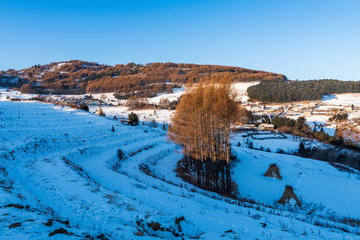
left=0, top=101, right=359, bottom=239
left=233, top=132, right=329, bottom=153
left=322, top=93, right=360, bottom=107
left=232, top=147, right=360, bottom=218
left=233, top=81, right=260, bottom=103
left=0, top=81, right=259, bottom=125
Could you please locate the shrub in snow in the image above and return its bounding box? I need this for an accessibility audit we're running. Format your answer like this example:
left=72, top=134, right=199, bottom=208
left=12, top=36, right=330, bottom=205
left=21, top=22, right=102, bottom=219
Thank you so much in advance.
left=126, top=96, right=149, bottom=110
left=44, top=219, right=53, bottom=226
left=298, top=141, right=306, bottom=155
left=169, top=98, right=180, bottom=110
left=264, top=163, right=282, bottom=180
left=158, top=97, right=171, bottom=109
left=135, top=216, right=198, bottom=239
left=79, top=102, right=89, bottom=111
left=128, top=112, right=139, bottom=126
left=278, top=220, right=289, bottom=232
left=8, top=222, right=21, bottom=229
left=48, top=228, right=71, bottom=237
left=117, top=149, right=126, bottom=162
left=149, top=119, right=157, bottom=128
left=276, top=148, right=284, bottom=153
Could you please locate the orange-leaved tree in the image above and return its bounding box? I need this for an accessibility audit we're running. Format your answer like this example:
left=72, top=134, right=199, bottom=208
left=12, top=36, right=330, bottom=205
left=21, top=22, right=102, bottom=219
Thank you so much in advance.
left=168, top=74, right=238, bottom=194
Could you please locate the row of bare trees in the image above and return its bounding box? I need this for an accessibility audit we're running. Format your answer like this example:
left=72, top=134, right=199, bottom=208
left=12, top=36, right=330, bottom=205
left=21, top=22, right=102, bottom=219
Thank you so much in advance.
left=168, top=75, right=239, bottom=194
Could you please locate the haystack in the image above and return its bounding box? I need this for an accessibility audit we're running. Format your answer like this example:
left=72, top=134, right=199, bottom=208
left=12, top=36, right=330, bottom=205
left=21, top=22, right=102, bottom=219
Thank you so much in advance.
left=95, top=108, right=105, bottom=117
left=95, top=102, right=105, bottom=116
left=264, top=164, right=282, bottom=180
left=278, top=185, right=301, bottom=207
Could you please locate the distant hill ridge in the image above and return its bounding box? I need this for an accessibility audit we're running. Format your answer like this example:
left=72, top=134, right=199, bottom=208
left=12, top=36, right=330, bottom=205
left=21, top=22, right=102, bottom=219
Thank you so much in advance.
left=0, top=60, right=287, bottom=96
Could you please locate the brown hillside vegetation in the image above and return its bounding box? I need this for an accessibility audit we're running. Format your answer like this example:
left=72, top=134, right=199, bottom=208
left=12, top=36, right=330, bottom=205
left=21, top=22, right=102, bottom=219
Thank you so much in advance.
left=0, top=60, right=286, bottom=96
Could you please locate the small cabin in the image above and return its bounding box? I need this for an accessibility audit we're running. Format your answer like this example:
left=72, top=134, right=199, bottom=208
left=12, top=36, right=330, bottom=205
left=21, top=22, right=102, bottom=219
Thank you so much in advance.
left=258, top=124, right=275, bottom=131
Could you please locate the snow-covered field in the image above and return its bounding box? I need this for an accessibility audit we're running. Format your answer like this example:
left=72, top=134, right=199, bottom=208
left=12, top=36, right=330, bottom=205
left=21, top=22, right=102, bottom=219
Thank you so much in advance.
left=88, top=105, right=176, bottom=124
left=0, top=88, right=37, bottom=100
left=232, top=146, right=360, bottom=218
left=88, top=82, right=259, bottom=123
left=234, top=132, right=329, bottom=153
left=232, top=132, right=360, bottom=219
left=1, top=101, right=359, bottom=239
left=0, top=81, right=259, bottom=125
left=322, top=93, right=360, bottom=107
left=233, top=81, right=260, bottom=103
left=148, top=87, right=184, bottom=105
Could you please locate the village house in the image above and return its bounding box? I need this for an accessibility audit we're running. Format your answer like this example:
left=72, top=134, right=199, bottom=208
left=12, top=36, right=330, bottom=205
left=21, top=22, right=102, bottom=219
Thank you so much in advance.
left=258, top=123, right=275, bottom=131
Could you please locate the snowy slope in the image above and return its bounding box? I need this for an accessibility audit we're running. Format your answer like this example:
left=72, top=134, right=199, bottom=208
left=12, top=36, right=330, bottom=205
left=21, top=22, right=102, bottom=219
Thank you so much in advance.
left=232, top=146, right=360, bottom=218
left=0, top=88, right=37, bottom=101
left=233, top=132, right=330, bottom=153
left=0, top=101, right=359, bottom=239
left=233, top=81, right=260, bottom=103
left=322, top=93, right=360, bottom=107
left=88, top=105, right=175, bottom=124
left=0, top=189, right=88, bottom=239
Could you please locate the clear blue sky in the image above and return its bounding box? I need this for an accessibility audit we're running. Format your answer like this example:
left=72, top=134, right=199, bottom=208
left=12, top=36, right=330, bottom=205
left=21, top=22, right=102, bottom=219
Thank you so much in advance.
left=1, top=0, right=359, bottom=80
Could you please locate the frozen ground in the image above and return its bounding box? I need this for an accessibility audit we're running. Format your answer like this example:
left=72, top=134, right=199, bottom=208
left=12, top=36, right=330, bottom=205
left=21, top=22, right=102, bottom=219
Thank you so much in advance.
left=1, top=101, right=359, bottom=239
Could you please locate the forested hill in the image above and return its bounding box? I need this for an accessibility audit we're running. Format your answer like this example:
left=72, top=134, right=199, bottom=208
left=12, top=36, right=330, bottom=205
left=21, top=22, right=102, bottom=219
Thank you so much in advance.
left=247, top=79, right=360, bottom=103
left=0, top=60, right=286, bottom=96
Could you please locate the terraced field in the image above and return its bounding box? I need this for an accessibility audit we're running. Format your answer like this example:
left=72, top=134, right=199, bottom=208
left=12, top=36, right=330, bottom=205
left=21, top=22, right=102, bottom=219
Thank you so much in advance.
left=0, top=101, right=359, bottom=239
